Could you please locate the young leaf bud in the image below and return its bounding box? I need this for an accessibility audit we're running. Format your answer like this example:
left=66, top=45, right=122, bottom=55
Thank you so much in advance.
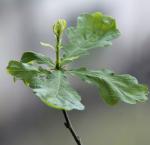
left=53, top=19, right=67, bottom=37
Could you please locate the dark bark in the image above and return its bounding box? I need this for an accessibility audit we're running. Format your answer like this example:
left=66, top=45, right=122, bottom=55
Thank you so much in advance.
left=62, top=110, right=83, bottom=145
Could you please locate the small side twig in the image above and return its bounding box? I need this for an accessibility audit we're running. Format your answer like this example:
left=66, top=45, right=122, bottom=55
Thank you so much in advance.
left=62, top=110, right=83, bottom=145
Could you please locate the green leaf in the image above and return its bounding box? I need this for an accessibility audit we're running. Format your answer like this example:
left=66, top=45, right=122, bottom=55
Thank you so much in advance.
left=7, top=61, right=84, bottom=110
left=30, top=71, right=84, bottom=110
left=7, top=60, right=40, bottom=83
left=21, top=51, right=55, bottom=67
left=69, top=68, right=148, bottom=105
left=61, top=12, right=120, bottom=65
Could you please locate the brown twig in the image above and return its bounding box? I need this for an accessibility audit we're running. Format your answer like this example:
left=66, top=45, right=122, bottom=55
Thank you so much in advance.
left=62, top=110, right=83, bottom=145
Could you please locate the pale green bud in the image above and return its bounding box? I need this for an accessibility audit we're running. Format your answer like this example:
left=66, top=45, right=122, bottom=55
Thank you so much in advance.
left=53, top=19, right=67, bottom=37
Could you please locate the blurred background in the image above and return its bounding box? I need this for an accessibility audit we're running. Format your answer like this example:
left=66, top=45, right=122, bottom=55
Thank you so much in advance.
left=0, top=0, right=150, bottom=145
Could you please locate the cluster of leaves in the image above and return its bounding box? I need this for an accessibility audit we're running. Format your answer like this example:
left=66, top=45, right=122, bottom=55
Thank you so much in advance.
left=7, top=12, right=149, bottom=111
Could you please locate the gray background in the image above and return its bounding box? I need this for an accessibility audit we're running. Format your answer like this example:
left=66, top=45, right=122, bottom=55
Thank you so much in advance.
left=0, top=0, right=150, bottom=145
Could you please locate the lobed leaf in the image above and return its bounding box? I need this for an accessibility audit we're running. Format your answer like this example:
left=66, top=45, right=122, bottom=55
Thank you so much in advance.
left=69, top=68, right=148, bottom=105
left=7, top=61, right=84, bottom=110
left=7, top=60, right=40, bottom=83
left=61, top=12, right=120, bottom=65
left=21, top=51, right=54, bottom=67
left=30, top=71, right=84, bottom=110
